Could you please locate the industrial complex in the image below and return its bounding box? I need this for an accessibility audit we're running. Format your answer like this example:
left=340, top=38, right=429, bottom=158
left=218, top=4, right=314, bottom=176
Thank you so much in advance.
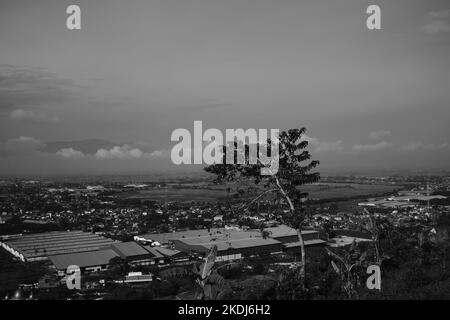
left=0, top=225, right=328, bottom=276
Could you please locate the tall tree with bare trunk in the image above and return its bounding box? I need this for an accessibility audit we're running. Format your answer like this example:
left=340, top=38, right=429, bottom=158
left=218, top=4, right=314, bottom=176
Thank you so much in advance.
left=204, top=127, right=320, bottom=288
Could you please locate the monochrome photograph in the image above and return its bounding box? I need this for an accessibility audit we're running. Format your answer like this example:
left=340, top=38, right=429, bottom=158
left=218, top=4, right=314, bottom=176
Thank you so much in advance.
left=0, top=0, right=449, bottom=309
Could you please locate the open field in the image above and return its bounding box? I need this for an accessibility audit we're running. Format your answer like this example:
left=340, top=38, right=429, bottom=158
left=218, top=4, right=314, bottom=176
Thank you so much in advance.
left=119, top=187, right=228, bottom=202
left=118, top=182, right=399, bottom=203
left=303, top=183, right=399, bottom=200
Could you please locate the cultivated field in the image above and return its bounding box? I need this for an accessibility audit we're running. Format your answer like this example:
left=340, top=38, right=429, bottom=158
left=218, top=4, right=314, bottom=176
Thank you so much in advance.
left=118, top=182, right=399, bottom=203
left=303, top=183, right=398, bottom=200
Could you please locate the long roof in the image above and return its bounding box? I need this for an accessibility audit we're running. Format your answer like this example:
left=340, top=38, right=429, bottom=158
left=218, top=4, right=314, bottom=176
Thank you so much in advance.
left=49, top=249, right=118, bottom=270
left=265, top=225, right=317, bottom=238
left=110, top=242, right=152, bottom=258
left=139, top=225, right=318, bottom=244
left=3, top=230, right=115, bottom=260
left=174, top=235, right=283, bottom=253
left=139, top=228, right=243, bottom=244
left=283, top=239, right=327, bottom=248
left=152, top=246, right=184, bottom=257
left=141, top=246, right=164, bottom=259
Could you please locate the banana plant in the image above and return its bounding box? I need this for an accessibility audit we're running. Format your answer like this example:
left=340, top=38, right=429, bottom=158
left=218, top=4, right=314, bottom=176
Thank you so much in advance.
left=326, top=242, right=367, bottom=299
left=363, top=208, right=383, bottom=265
left=192, top=245, right=227, bottom=299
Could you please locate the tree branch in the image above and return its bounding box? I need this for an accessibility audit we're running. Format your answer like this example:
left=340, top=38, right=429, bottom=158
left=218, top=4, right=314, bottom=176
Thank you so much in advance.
left=240, top=188, right=279, bottom=211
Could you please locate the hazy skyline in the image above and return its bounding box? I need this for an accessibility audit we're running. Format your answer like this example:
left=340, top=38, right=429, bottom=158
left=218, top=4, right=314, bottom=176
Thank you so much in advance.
left=1, top=0, right=450, bottom=175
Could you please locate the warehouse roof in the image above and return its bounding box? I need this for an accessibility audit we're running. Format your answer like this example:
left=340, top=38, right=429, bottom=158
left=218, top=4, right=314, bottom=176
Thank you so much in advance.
left=226, top=237, right=281, bottom=249
left=6, top=230, right=86, bottom=243
left=139, top=225, right=321, bottom=256
left=109, top=242, right=151, bottom=258
left=139, top=225, right=318, bottom=244
left=283, top=239, right=327, bottom=248
left=3, top=230, right=115, bottom=260
left=265, top=225, right=317, bottom=238
left=49, top=249, right=118, bottom=270
left=152, top=247, right=185, bottom=257
left=141, top=246, right=164, bottom=259
left=139, top=228, right=243, bottom=244
left=176, top=236, right=283, bottom=253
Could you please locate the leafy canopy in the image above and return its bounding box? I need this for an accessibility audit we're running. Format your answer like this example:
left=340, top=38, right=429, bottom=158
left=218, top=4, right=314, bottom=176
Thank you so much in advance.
left=204, top=127, right=320, bottom=227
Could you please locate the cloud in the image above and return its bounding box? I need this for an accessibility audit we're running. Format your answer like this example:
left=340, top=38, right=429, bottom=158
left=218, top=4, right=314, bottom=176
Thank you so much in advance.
left=95, top=145, right=143, bottom=159
left=127, top=141, right=156, bottom=153
left=369, top=129, right=391, bottom=140
left=0, top=136, right=171, bottom=162
left=0, top=65, right=79, bottom=111
left=304, top=135, right=344, bottom=153
left=56, top=148, right=85, bottom=159
left=423, top=20, right=450, bottom=33
left=0, top=136, right=45, bottom=156
left=429, top=10, right=450, bottom=19
left=44, top=139, right=116, bottom=154
left=403, top=142, right=450, bottom=151
left=42, top=139, right=170, bottom=160
left=423, top=11, right=450, bottom=33
left=147, top=149, right=170, bottom=158
left=94, top=145, right=169, bottom=160
left=352, top=141, right=393, bottom=152
left=10, top=109, right=59, bottom=123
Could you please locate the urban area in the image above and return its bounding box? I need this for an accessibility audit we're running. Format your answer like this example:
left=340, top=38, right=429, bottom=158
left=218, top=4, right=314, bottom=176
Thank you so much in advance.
left=1, top=172, right=449, bottom=300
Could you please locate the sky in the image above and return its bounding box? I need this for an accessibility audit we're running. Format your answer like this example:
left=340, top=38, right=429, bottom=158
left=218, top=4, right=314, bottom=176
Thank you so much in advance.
left=1, top=0, right=450, bottom=175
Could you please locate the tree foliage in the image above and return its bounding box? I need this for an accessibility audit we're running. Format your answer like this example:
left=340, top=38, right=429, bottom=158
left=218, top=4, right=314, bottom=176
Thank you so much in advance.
left=204, top=127, right=320, bottom=286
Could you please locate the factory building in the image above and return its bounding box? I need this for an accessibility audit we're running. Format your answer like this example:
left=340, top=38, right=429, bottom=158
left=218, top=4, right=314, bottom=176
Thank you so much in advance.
left=1, top=226, right=326, bottom=276
left=264, top=225, right=321, bottom=243
left=48, top=242, right=166, bottom=275
left=108, top=242, right=164, bottom=266
left=49, top=249, right=119, bottom=276
left=172, top=236, right=284, bottom=261
left=0, top=230, right=115, bottom=262
left=140, top=225, right=326, bottom=261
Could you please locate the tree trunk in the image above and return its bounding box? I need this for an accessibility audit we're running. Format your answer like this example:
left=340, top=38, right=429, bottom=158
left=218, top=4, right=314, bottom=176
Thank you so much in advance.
left=274, top=176, right=306, bottom=288
left=296, top=227, right=306, bottom=285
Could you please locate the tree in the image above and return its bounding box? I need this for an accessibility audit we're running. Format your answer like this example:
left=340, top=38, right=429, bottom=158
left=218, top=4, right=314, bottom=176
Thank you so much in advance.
left=204, top=127, right=320, bottom=287
left=107, top=256, right=129, bottom=278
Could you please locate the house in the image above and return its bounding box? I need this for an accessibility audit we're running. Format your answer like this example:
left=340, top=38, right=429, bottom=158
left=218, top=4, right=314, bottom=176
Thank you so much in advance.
left=114, top=272, right=154, bottom=285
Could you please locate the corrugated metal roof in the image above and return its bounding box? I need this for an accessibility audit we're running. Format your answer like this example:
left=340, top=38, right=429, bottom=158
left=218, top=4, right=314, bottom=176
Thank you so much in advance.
left=140, top=225, right=318, bottom=244
left=4, top=231, right=115, bottom=259
left=265, top=225, right=317, bottom=238
left=49, top=249, right=118, bottom=270
left=141, top=246, right=164, bottom=259
left=226, top=238, right=281, bottom=248
left=181, top=237, right=282, bottom=252
left=283, top=239, right=327, bottom=248
left=139, top=228, right=242, bottom=244
left=152, top=247, right=182, bottom=257
left=110, top=242, right=151, bottom=258
left=7, top=231, right=87, bottom=243
left=22, top=241, right=116, bottom=259
left=153, top=247, right=185, bottom=257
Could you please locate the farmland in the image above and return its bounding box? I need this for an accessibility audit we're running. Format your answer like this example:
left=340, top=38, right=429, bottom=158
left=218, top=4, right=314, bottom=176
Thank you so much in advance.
left=118, top=182, right=399, bottom=203
left=303, top=183, right=398, bottom=200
